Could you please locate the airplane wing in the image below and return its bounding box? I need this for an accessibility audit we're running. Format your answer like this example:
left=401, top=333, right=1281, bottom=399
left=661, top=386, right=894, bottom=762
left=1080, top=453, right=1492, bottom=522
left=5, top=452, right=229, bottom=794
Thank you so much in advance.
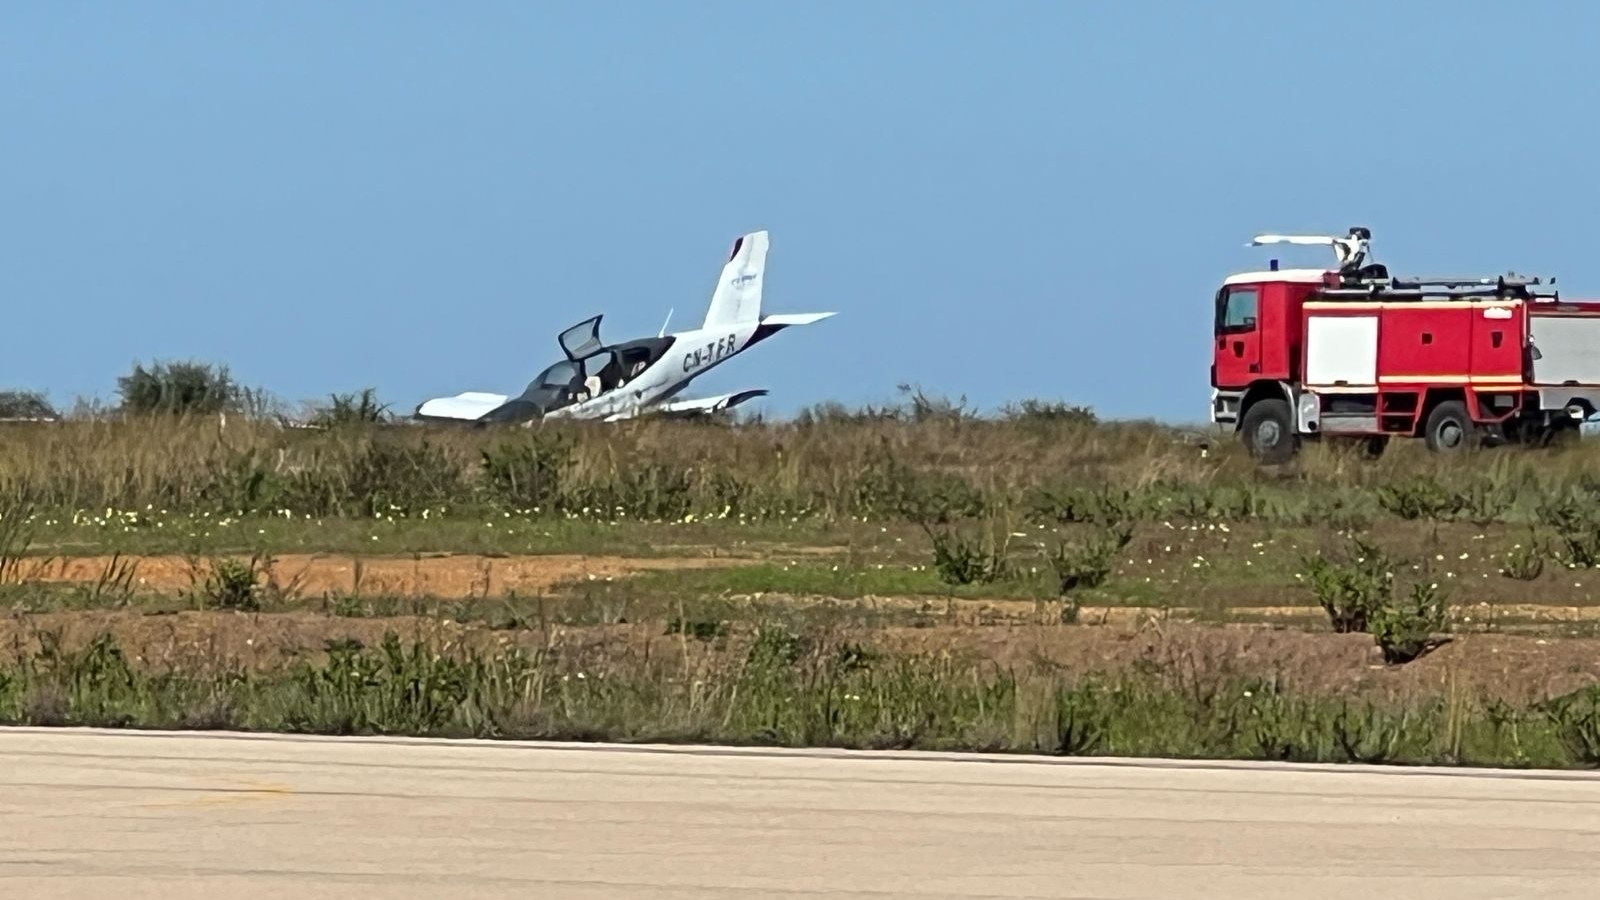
left=656, top=388, right=768, bottom=416
left=414, top=391, right=510, bottom=421
left=603, top=389, right=769, bottom=421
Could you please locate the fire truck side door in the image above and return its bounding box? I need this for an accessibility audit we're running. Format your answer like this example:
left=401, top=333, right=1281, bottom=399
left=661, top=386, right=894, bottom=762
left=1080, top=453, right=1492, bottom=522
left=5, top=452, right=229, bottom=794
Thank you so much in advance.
left=1213, top=284, right=1262, bottom=387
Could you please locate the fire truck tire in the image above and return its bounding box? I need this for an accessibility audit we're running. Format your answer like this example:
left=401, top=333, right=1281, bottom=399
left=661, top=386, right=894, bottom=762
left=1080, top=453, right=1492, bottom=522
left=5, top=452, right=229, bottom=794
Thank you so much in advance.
left=1239, top=398, right=1297, bottom=464
left=1423, top=400, right=1478, bottom=453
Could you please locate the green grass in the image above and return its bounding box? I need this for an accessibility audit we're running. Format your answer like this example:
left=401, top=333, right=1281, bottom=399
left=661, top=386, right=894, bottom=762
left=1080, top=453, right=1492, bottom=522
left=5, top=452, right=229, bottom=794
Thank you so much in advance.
left=2, top=626, right=1597, bottom=767
left=5, top=509, right=876, bottom=558
left=619, top=560, right=1051, bottom=600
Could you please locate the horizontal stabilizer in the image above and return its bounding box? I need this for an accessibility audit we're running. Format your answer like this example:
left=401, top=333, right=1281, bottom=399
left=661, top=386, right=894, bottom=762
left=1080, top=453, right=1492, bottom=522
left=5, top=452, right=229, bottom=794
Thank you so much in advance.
left=760, top=311, right=835, bottom=327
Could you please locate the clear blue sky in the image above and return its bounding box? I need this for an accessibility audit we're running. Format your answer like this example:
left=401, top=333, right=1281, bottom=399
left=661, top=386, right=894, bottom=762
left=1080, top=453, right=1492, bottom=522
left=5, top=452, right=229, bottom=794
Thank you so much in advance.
left=5, top=1, right=1600, bottom=423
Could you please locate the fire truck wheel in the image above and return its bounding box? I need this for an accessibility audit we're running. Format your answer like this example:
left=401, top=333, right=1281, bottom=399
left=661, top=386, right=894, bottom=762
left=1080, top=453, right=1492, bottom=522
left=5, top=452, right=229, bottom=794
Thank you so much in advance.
left=1240, top=398, right=1297, bottom=464
left=1423, top=400, right=1478, bottom=453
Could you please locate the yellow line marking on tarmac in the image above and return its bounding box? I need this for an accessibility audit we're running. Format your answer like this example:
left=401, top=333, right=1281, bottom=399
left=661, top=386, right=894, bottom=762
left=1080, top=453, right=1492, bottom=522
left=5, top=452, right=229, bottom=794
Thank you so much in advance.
left=141, top=777, right=297, bottom=810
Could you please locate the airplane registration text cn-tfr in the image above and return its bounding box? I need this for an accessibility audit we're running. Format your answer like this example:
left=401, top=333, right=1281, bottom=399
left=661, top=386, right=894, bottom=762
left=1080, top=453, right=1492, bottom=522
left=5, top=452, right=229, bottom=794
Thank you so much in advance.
left=412, top=230, right=835, bottom=425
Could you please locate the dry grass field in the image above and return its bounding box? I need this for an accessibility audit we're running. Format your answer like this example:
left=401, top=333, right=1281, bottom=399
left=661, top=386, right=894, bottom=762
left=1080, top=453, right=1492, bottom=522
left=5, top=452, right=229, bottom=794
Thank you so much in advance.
left=1, top=398, right=1599, bottom=766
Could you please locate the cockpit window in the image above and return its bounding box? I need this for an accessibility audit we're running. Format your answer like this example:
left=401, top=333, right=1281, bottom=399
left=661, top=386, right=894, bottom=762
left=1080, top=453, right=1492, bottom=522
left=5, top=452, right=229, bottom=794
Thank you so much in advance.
left=537, top=360, right=578, bottom=388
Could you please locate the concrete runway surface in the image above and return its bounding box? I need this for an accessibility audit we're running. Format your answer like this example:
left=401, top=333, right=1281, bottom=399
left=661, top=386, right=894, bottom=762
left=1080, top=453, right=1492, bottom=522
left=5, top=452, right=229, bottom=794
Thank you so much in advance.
left=2, top=728, right=1598, bottom=899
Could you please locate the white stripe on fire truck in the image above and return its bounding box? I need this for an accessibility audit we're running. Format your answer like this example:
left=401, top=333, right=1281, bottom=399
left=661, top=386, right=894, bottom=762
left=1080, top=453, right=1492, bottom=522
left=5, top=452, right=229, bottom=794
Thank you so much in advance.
left=1303, top=378, right=1526, bottom=388
left=1374, top=375, right=1524, bottom=385
left=1303, top=301, right=1522, bottom=311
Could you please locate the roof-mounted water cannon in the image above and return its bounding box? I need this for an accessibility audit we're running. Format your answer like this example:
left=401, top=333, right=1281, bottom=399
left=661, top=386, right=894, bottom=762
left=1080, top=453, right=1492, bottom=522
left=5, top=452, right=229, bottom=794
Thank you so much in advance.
left=1239, top=225, right=1564, bottom=302
left=1248, top=226, right=1374, bottom=276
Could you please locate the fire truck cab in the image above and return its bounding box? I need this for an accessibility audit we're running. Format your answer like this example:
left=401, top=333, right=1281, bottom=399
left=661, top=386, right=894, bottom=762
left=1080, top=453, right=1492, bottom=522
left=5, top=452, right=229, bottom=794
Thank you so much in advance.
left=1211, top=227, right=1600, bottom=463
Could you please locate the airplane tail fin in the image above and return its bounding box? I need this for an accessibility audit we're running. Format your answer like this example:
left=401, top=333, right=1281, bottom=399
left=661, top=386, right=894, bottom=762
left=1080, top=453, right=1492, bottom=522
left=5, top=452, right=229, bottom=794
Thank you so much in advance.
left=702, top=230, right=768, bottom=329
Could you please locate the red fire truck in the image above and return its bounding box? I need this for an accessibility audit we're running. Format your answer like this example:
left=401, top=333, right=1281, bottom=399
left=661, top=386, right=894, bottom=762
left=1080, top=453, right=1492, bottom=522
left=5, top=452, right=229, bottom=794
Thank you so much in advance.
left=1211, top=227, right=1600, bottom=463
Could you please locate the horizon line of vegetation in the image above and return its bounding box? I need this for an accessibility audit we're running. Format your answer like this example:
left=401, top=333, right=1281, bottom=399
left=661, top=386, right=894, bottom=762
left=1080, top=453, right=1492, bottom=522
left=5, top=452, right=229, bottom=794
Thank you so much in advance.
left=0, top=358, right=1138, bottom=428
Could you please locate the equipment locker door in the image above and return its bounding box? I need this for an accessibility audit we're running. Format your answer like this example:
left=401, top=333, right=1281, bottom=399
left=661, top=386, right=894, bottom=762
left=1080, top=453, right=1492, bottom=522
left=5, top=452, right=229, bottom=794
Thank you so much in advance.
left=1213, top=284, right=1263, bottom=388
left=1469, top=303, right=1524, bottom=383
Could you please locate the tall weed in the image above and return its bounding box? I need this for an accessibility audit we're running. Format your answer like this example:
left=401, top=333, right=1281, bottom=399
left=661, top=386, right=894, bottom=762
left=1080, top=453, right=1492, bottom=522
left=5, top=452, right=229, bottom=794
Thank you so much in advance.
left=0, top=628, right=1584, bottom=767
left=8, top=412, right=1600, bottom=530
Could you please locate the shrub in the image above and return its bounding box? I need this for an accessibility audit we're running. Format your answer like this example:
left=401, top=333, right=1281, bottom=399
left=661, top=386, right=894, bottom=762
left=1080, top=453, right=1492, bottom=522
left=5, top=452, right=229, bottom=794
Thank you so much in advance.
left=1369, top=582, right=1449, bottom=664
left=117, top=360, right=246, bottom=416
left=1376, top=477, right=1466, bottom=521
left=1302, top=534, right=1448, bottom=664
left=307, top=388, right=390, bottom=427
left=1047, top=523, right=1132, bottom=594
left=1303, top=535, right=1393, bottom=634
left=0, top=390, right=57, bottom=421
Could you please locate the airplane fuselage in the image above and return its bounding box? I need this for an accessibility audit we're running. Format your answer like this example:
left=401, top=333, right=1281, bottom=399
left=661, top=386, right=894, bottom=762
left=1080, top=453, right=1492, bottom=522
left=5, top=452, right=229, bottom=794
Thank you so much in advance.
left=544, top=319, right=764, bottom=421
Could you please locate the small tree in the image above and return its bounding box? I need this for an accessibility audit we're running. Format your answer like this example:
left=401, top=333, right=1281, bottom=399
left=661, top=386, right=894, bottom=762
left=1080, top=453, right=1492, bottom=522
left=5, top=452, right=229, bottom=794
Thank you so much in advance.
left=0, top=390, right=58, bottom=421
left=116, top=360, right=243, bottom=416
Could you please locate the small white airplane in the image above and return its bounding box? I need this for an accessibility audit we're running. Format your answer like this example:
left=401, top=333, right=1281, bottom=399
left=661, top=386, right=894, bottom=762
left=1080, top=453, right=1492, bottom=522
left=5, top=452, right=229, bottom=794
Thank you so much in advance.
left=412, top=229, right=835, bottom=425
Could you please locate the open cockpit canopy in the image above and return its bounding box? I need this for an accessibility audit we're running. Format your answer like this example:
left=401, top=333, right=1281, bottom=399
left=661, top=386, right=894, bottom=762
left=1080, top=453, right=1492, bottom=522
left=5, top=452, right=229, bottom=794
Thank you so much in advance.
left=558, top=315, right=604, bottom=361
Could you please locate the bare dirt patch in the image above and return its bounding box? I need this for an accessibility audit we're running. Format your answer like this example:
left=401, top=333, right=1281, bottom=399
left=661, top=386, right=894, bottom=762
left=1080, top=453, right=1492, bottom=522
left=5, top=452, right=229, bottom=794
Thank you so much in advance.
left=875, top=621, right=1600, bottom=705
left=12, top=553, right=754, bottom=600
left=0, top=610, right=501, bottom=673
left=685, top=590, right=1600, bottom=635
